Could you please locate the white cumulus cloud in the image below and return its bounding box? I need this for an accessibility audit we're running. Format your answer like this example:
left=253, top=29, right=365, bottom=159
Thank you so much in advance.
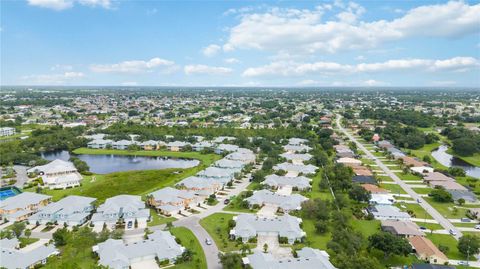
left=202, top=44, right=221, bottom=57
left=90, top=57, right=175, bottom=73
left=184, top=65, right=233, bottom=75
left=27, top=0, right=111, bottom=10
left=223, top=1, right=480, bottom=54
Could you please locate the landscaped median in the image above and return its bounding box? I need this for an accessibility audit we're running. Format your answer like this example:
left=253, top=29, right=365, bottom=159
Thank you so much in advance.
left=27, top=148, right=221, bottom=202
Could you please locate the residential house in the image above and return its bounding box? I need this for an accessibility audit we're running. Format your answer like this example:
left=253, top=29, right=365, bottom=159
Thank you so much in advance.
left=112, top=140, right=134, bottom=150
left=273, top=162, right=318, bottom=175
left=0, top=192, right=52, bottom=222
left=368, top=205, right=411, bottom=221
left=29, top=195, right=96, bottom=226
left=370, top=193, right=396, bottom=205
left=411, top=166, right=435, bottom=174
left=192, top=141, right=213, bottom=152
left=245, top=190, right=308, bottom=212
left=197, top=167, right=236, bottom=184
left=423, top=172, right=455, bottom=183
left=411, top=265, right=454, bottom=269
left=353, top=166, right=373, bottom=176
left=447, top=189, right=477, bottom=203
left=27, top=159, right=82, bottom=189
left=288, top=138, right=309, bottom=145
left=408, top=236, right=448, bottom=264
left=213, top=136, right=236, bottom=144
left=381, top=220, right=425, bottom=237
left=336, top=157, right=362, bottom=166
left=87, top=139, right=113, bottom=149
left=0, top=238, right=59, bottom=269
left=214, top=159, right=244, bottom=171
left=263, top=174, right=311, bottom=191
left=148, top=187, right=198, bottom=216
left=243, top=247, right=336, bottom=269
left=215, top=144, right=239, bottom=154
left=0, top=127, right=16, bottom=137
left=93, top=230, right=185, bottom=269
left=230, top=214, right=305, bottom=244
left=377, top=140, right=394, bottom=149
left=167, top=141, right=190, bottom=152
left=176, top=176, right=221, bottom=196
left=283, top=144, right=312, bottom=153
left=280, top=153, right=313, bottom=164
left=139, top=140, right=162, bottom=150
left=91, top=195, right=150, bottom=231
left=401, top=156, right=429, bottom=168
left=352, top=175, right=377, bottom=185
left=387, top=147, right=406, bottom=159
left=225, top=151, right=256, bottom=164
left=361, top=184, right=388, bottom=194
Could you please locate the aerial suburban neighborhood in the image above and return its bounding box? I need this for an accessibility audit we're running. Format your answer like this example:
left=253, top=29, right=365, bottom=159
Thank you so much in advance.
left=1, top=0, right=480, bottom=269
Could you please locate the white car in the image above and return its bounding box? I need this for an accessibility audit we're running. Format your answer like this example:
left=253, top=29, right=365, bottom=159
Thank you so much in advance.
left=449, top=229, right=457, bottom=236
left=205, top=238, right=212, bottom=245
left=475, top=224, right=480, bottom=230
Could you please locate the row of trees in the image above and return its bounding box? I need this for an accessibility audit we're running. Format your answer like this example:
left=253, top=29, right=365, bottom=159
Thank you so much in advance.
left=358, top=124, right=439, bottom=149
left=442, top=127, right=480, bottom=156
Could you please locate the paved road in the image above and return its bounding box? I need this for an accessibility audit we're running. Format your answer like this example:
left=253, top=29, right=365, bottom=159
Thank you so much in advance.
left=173, top=173, right=254, bottom=269
left=336, top=116, right=463, bottom=240
left=13, top=165, right=28, bottom=187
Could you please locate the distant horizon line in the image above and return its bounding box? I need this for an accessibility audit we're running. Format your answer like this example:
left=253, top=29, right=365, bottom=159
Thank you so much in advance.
left=1, top=85, right=479, bottom=89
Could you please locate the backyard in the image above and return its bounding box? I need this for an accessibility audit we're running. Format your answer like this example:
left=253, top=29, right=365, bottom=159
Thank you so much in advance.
left=170, top=226, right=207, bottom=269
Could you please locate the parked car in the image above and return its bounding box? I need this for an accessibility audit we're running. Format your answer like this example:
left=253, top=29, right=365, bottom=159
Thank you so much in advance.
left=474, top=224, right=480, bottom=230
left=205, top=238, right=212, bottom=245
left=224, top=199, right=230, bottom=205
left=449, top=229, right=457, bottom=236
left=419, top=226, right=427, bottom=230
left=461, top=217, right=472, bottom=222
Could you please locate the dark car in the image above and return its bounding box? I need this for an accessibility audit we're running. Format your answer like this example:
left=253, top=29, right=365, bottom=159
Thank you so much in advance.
left=224, top=199, right=230, bottom=205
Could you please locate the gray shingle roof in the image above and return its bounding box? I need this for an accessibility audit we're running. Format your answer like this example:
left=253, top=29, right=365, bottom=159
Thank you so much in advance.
left=0, top=192, right=51, bottom=211
left=231, top=214, right=305, bottom=241
left=263, top=174, right=311, bottom=190
left=91, top=195, right=149, bottom=223
left=246, top=190, right=308, bottom=211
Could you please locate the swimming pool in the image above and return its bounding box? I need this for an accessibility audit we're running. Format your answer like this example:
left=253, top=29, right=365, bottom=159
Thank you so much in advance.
left=0, top=186, right=21, bottom=200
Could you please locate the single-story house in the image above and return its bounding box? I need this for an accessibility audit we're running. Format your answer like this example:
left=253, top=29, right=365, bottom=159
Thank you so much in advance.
left=273, top=162, right=318, bottom=175
left=112, top=140, right=134, bottom=150
left=91, top=195, right=150, bottom=231
left=225, top=151, right=256, bottom=164
left=368, top=205, right=411, bottom=221
left=361, top=184, right=388, bottom=194
left=336, top=157, right=362, bottom=166
left=409, top=235, right=448, bottom=265
left=139, top=140, right=163, bottom=150
left=381, top=220, right=424, bottom=237
left=213, top=136, right=236, bottom=144
left=214, top=159, right=245, bottom=170
left=1, top=238, right=59, bottom=269
left=215, top=144, right=239, bottom=154
left=87, top=139, right=113, bottom=149
left=411, top=264, right=454, bottom=269
left=280, top=153, right=313, bottom=163
left=283, top=144, right=312, bottom=153
left=370, top=193, right=396, bottom=205
left=197, top=167, right=236, bottom=183
left=429, top=180, right=467, bottom=191
left=423, top=172, right=454, bottom=183
left=447, top=189, right=477, bottom=203
left=352, top=175, right=377, bottom=185
left=263, top=174, right=311, bottom=191
left=411, top=166, right=435, bottom=174
left=192, top=141, right=214, bottom=151
left=401, top=156, right=429, bottom=168
left=230, top=214, right=305, bottom=244
left=27, top=159, right=82, bottom=189
left=167, top=141, right=190, bottom=152
left=148, top=187, right=198, bottom=216
left=377, top=140, right=394, bottom=149
left=0, top=192, right=52, bottom=222
left=93, top=230, right=185, bottom=269
left=353, top=166, right=373, bottom=176
left=245, top=190, right=308, bottom=212
left=243, top=247, right=336, bottom=269
left=387, top=147, right=406, bottom=159
left=176, top=176, right=221, bottom=196
left=29, top=195, right=96, bottom=226
left=287, top=138, right=309, bottom=146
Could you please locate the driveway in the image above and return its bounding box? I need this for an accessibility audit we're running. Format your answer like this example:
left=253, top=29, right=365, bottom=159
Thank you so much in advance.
left=13, top=165, right=28, bottom=188
left=337, top=116, right=463, bottom=240
left=257, top=204, right=277, bottom=217
left=130, top=259, right=159, bottom=269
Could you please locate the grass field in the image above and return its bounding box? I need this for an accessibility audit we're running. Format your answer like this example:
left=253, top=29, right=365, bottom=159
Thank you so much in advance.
left=199, top=213, right=243, bottom=252
left=410, top=142, right=448, bottom=170
left=426, top=233, right=474, bottom=260
left=411, top=187, right=432, bottom=195
left=423, top=197, right=468, bottom=219
left=30, top=149, right=220, bottom=202
left=306, top=170, right=334, bottom=200
left=396, top=202, right=433, bottom=219
left=396, top=172, right=423, bottom=181
left=170, top=226, right=207, bottom=269
left=446, top=149, right=480, bottom=167
left=149, top=208, right=176, bottom=226
left=223, top=192, right=258, bottom=213
left=381, top=183, right=407, bottom=194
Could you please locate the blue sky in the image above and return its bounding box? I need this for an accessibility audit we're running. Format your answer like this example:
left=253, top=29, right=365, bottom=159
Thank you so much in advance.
left=1, top=0, right=479, bottom=87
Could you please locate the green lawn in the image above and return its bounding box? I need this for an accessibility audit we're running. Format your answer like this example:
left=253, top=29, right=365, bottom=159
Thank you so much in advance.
left=29, top=150, right=220, bottom=202
left=199, top=213, right=242, bottom=252
left=19, top=237, right=39, bottom=248
left=396, top=172, right=423, bottom=181
left=426, top=233, right=474, bottom=260
left=149, top=208, right=176, bottom=226
left=170, top=227, right=207, bottom=269
left=381, top=183, right=407, bottom=194
left=412, top=221, right=443, bottom=231
left=446, top=149, right=480, bottom=167
left=396, top=202, right=432, bottom=219
left=410, top=142, right=448, bottom=170
left=411, top=187, right=432, bottom=195
left=423, top=197, right=468, bottom=219
left=351, top=219, right=380, bottom=238
left=223, top=192, right=258, bottom=213
left=305, top=170, right=334, bottom=200
left=299, top=218, right=331, bottom=250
